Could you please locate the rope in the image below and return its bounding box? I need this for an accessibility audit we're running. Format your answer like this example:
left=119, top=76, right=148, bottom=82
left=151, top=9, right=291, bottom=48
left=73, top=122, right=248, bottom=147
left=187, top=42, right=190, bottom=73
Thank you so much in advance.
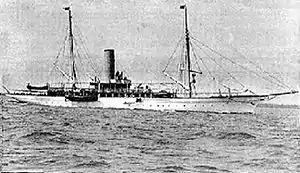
left=190, top=35, right=289, bottom=90
left=163, top=35, right=184, bottom=72
left=190, top=42, right=232, bottom=91
left=74, top=22, right=132, bottom=79
left=73, top=32, right=99, bottom=74
left=49, top=34, right=68, bottom=77
left=73, top=36, right=98, bottom=75
left=116, top=60, right=130, bottom=79
left=198, top=45, right=246, bottom=90
left=190, top=37, right=246, bottom=89
left=178, top=40, right=186, bottom=83
left=73, top=21, right=93, bottom=56
left=216, top=1, right=292, bottom=90
left=73, top=24, right=100, bottom=75
left=222, top=41, right=292, bottom=90
left=190, top=42, right=202, bottom=75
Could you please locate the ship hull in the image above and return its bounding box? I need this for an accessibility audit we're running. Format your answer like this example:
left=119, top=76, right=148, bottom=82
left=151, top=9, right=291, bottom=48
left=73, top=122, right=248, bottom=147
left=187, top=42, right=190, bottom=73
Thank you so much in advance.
left=5, top=94, right=266, bottom=113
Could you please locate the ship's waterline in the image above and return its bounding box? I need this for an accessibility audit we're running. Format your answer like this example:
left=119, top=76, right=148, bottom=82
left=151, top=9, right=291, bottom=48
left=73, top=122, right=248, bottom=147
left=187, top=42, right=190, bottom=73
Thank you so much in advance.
left=6, top=94, right=260, bottom=113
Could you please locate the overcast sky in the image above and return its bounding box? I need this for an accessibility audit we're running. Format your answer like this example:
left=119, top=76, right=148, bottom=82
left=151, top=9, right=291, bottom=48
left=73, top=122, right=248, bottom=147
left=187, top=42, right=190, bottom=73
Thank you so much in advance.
left=1, top=0, right=300, bottom=102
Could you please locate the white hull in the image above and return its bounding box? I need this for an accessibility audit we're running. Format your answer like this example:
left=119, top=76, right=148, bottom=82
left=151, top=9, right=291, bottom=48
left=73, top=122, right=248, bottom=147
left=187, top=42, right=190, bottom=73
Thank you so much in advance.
left=5, top=94, right=265, bottom=113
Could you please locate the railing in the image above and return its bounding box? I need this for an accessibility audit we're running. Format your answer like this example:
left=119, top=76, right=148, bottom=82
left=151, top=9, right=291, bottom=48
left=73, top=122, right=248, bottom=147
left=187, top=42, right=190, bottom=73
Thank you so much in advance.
left=49, top=82, right=97, bottom=90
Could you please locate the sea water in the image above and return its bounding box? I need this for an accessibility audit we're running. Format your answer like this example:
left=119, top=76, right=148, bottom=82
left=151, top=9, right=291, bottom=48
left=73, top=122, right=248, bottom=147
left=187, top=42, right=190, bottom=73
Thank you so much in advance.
left=1, top=95, right=300, bottom=173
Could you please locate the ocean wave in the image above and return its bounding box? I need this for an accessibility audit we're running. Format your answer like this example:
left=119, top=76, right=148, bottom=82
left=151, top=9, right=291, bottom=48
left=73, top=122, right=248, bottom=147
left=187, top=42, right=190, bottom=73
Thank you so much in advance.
left=217, top=132, right=256, bottom=140
left=194, top=165, right=231, bottom=172
left=243, top=158, right=282, bottom=167
left=130, top=134, right=153, bottom=140
left=150, top=165, right=186, bottom=172
left=20, top=130, right=96, bottom=145
left=22, top=130, right=62, bottom=139
left=73, top=160, right=110, bottom=168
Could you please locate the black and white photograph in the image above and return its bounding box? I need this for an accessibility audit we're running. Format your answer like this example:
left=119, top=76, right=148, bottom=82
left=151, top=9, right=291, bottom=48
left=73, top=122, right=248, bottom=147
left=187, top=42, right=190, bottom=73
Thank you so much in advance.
left=1, top=0, right=300, bottom=172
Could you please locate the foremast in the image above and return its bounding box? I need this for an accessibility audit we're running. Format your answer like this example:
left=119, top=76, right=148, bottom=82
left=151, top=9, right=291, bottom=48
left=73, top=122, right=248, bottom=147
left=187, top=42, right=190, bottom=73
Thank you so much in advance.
left=180, top=5, right=192, bottom=98
left=64, top=7, right=77, bottom=83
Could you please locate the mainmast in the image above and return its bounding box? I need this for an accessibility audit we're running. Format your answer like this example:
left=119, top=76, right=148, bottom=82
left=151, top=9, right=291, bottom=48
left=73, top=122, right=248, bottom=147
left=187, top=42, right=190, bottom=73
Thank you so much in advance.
left=64, top=7, right=77, bottom=83
left=180, top=5, right=192, bottom=98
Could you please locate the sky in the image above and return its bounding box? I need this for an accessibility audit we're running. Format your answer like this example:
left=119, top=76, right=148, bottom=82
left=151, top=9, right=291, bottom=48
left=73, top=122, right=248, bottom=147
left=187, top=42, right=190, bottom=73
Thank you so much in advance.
left=1, top=0, right=300, bottom=104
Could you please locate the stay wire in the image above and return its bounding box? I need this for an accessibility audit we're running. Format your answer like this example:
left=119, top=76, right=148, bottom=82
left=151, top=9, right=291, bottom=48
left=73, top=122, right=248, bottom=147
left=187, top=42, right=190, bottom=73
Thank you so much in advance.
left=190, top=42, right=216, bottom=81
left=220, top=40, right=292, bottom=90
left=191, top=42, right=248, bottom=92
left=49, top=34, right=69, bottom=77
left=73, top=24, right=100, bottom=74
left=74, top=24, right=94, bottom=58
left=191, top=38, right=247, bottom=90
left=189, top=42, right=203, bottom=75
left=163, top=35, right=184, bottom=72
left=190, top=35, right=288, bottom=90
left=74, top=22, right=131, bottom=79
left=217, top=1, right=291, bottom=90
left=73, top=33, right=99, bottom=75
left=116, top=60, right=130, bottom=78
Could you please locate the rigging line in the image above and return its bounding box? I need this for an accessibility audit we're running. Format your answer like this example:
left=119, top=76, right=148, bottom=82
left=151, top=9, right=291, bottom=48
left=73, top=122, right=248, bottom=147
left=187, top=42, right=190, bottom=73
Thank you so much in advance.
left=74, top=24, right=94, bottom=60
left=74, top=29, right=92, bottom=59
left=163, top=35, right=185, bottom=72
left=50, top=23, right=69, bottom=73
left=62, top=35, right=68, bottom=66
left=73, top=41, right=85, bottom=77
left=189, top=42, right=202, bottom=75
left=59, top=24, right=70, bottom=61
left=192, top=40, right=246, bottom=90
left=178, top=38, right=186, bottom=84
left=49, top=35, right=69, bottom=76
left=53, top=23, right=68, bottom=82
left=219, top=39, right=292, bottom=90
left=190, top=42, right=213, bottom=77
left=190, top=42, right=208, bottom=78
left=74, top=24, right=90, bottom=49
left=197, top=13, right=292, bottom=90
left=180, top=38, right=185, bottom=63
left=73, top=31, right=100, bottom=74
left=73, top=37, right=98, bottom=75
left=73, top=31, right=91, bottom=59
left=72, top=34, right=97, bottom=70
left=76, top=35, right=89, bottom=63
left=54, top=35, right=69, bottom=63
left=190, top=35, right=288, bottom=90
left=190, top=34, right=289, bottom=90
left=115, top=59, right=130, bottom=78
left=72, top=24, right=95, bottom=66
left=72, top=20, right=86, bottom=43
left=72, top=35, right=90, bottom=62
left=75, top=48, right=91, bottom=80
left=180, top=38, right=186, bottom=69
left=60, top=24, right=70, bottom=65
left=190, top=42, right=242, bottom=91
left=71, top=40, right=82, bottom=80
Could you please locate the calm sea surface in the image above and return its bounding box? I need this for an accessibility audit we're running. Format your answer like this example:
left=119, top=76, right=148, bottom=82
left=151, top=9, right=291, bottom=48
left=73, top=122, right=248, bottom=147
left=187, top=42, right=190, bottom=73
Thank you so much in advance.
left=1, top=95, right=300, bottom=173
